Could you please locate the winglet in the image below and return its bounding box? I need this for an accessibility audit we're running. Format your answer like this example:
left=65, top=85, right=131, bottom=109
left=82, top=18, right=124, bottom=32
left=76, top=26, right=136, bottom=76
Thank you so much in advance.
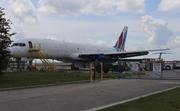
left=114, top=26, right=128, bottom=52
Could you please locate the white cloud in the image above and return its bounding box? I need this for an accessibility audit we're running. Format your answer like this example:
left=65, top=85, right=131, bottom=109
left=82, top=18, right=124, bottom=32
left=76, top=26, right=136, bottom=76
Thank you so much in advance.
left=141, top=15, right=173, bottom=46
left=115, top=0, right=145, bottom=14
left=46, top=36, right=59, bottom=41
left=126, top=40, right=145, bottom=51
left=167, top=36, right=180, bottom=50
left=86, top=39, right=116, bottom=47
left=9, top=0, right=38, bottom=23
left=11, top=26, right=28, bottom=41
left=158, top=0, right=180, bottom=12
left=38, top=0, right=145, bottom=16
left=87, top=39, right=108, bottom=46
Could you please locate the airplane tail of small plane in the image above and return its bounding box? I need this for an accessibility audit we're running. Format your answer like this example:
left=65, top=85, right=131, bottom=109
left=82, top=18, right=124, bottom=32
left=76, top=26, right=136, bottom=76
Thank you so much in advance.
left=113, top=26, right=128, bottom=52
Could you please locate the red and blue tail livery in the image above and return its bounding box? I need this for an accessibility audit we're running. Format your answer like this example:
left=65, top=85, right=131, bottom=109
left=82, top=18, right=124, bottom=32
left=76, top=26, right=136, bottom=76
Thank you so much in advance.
left=114, top=26, right=128, bottom=52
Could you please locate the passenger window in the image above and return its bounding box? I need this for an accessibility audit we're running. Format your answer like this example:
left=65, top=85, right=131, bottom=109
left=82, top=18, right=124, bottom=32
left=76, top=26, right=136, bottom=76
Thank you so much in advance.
left=12, top=43, right=18, bottom=46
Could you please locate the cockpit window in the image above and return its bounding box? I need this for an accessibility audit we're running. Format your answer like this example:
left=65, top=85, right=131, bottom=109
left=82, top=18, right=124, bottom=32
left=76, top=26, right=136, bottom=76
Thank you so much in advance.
left=12, top=43, right=18, bottom=46
left=12, top=43, right=26, bottom=47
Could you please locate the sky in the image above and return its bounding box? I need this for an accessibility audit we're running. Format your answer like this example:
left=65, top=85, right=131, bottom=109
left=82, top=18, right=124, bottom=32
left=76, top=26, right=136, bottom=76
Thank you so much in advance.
left=1, top=0, right=180, bottom=61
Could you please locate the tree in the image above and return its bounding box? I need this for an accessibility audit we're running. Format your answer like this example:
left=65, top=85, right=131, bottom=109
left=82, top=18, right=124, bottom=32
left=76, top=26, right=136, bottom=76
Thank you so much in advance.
left=0, top=7, right=16, bottom=77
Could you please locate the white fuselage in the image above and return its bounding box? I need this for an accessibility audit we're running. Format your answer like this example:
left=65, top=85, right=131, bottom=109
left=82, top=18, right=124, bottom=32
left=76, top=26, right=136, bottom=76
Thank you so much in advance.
left=10, top=38, right=117, bottom=62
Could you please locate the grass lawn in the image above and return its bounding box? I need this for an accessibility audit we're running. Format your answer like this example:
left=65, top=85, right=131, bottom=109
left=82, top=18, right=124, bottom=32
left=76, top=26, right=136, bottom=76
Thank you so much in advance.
left=0, top=71, right=89, bottom=88
left=98, top=87, right=180, bottom=111
left=0, top=71, right=145, bottom=89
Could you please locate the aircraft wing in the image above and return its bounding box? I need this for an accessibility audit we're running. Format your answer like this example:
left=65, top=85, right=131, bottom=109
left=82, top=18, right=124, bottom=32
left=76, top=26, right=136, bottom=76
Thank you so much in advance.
left=79, top=48, right=170, bottom=60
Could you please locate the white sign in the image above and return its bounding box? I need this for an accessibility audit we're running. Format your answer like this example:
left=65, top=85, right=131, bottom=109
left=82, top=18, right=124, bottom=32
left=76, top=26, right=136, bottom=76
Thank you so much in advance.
left=132, top=63, right=139, bottom=71
left=153, top=63, right=161, bottom=74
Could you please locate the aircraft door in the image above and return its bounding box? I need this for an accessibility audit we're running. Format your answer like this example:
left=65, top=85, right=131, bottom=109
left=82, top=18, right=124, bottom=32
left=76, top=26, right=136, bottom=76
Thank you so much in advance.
left=28, top=41, right=33, bottom=48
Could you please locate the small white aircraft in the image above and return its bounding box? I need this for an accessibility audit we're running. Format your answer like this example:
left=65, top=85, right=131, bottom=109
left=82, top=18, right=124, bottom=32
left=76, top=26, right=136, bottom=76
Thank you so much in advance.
left=9, top=26, right=169, bottom=72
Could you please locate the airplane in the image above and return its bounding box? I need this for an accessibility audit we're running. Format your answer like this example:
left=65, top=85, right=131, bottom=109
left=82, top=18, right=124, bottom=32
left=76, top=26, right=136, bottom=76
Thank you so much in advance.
left=9, top=26, right=169, bottom=73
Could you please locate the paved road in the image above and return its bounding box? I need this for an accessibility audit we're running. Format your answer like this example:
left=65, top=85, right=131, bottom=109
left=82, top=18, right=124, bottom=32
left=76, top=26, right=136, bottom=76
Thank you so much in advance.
left=0, top=73, right=180, bottom=111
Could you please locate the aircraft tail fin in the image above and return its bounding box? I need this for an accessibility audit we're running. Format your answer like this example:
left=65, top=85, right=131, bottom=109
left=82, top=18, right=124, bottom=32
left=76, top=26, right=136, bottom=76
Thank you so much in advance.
left=113, top=26, right=128, bottom=52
